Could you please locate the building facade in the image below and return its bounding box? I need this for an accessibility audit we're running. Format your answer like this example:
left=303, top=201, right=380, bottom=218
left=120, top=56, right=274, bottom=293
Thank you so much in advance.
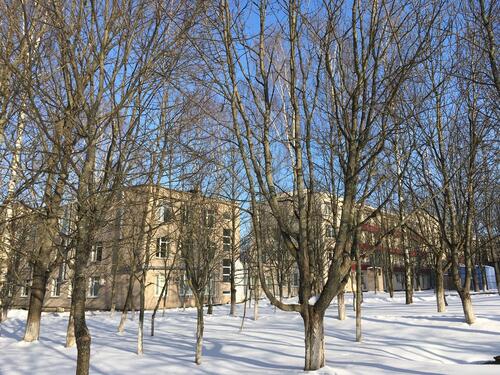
left=10, top=186, right=245, bottom=311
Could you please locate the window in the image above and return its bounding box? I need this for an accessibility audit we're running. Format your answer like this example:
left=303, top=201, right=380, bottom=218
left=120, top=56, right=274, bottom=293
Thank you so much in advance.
left=222, top=259, right=231, bottom=282
left=20, top=281, right=29, bottom=297
left=325, top=225, right=335, bottom=238
left=90, top=242, right=103, bottom=262
left=157, top=202, right=174, bottom=223
left=223, top=229, right=232, bottom=252
left=156, top=237, right=170, bottom=258
left=204, top=209, right=215, bottom=228
left=51, top=278, right=61, bottom=297
left=293, top=269, right=300, bottom=287
left=181, top=206, right=190, bottom=224
left=88, top=276, right=100, bottom=298
left=179, top=274, right=193, bottom=296
left=323, top=203, right=332, bottom=215
left=155, top=274, right=166, bottom=297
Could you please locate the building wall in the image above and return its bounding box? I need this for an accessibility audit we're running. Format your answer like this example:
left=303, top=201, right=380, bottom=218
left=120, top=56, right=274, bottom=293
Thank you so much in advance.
left=11, top=186, right=245, bottom=311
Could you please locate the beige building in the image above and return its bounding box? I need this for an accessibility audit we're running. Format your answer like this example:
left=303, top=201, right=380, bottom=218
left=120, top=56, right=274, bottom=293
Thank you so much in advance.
left=11, top=185, right=245, bottom=311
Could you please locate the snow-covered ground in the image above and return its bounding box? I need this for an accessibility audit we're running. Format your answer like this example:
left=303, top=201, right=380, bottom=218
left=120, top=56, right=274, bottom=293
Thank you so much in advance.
left=1, top=291, right=499, bottom=374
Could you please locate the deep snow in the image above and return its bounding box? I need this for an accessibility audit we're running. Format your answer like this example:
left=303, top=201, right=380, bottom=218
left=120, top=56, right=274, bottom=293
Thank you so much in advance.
left=0, top=291, right=499, bottom=374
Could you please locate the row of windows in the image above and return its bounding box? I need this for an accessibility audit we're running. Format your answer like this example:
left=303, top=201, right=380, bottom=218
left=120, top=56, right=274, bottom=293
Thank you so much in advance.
left=19, top=277, right=97, bottom=298
left=156, top=203, right=231, bottom=228
left=155, top=230, right=233, bottom=258
left=19, top=257, right=232, bottom=300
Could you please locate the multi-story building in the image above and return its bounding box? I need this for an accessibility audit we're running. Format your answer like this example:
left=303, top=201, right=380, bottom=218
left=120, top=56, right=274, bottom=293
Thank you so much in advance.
left=10, top=185, right=245, bottom=311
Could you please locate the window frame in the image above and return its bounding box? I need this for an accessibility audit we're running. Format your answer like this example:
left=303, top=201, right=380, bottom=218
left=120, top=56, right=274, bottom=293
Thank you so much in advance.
left=155, top=274, right=167, bottom=297
left=156, top=236, right=170, bottom=258
left=222, top=259, right=231, bottom=282
left=90, top=242, right=103, bottom=262
left=88, top=276, right=100, bottom=298
left=223, top=228, right=232, bottom=252
left=51, top=278, right=61, bottom=297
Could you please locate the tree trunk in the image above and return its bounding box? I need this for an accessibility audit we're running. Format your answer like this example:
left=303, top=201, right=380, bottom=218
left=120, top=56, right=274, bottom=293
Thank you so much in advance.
left=1, top=304, right=8, bottom=322
left=73, top=265, right=91, bottom=375
left=460, top=291, right=476, bottom=325
left=195, top=305, right=204, bottom=365
left=137, top=275, right=145, bottom=355
left=472, top=267, right=480, bottom=292
left=151, top=280, right=168, bottom=336
left=303, top=308, right=325, bottom=371
left=23, top=269, right=49, bottom=342
left=403, top=248, right=413, bottom=304
left=253, top=281, right=259, bottom=321
left=207, top=280, right=213, bottom=315
left=435, top=264, right=446, bottom=313
left=387, top=253, right=394, bottom=298
left=494, top=259, right=500, bottom=295
left=118, top=270, right=134, bottom=333
left=480, top=264, right=487, bottom=292
left=337, top=291, right=345, bottom=320
left=355, top=257, right=362, bottom=342
left=65, top=304, right=76, bottom=347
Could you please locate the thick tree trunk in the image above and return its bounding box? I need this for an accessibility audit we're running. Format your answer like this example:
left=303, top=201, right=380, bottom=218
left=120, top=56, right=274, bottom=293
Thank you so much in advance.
left=1, top=304, right=8, bottom=322
left=73, top=263, right=91, bottom=375
left=195, top=305, right=204, bottom=365
left=65, top=304, right=76, bottom=347
left=23, top=269, right=49, bottom=342
left=435, top=264, right=446, bottom=312
left=337, top=291, right=346, bottom=320
left=303, top=308, right=325, bottom=371
left=460, top=291, right=476, bottom=325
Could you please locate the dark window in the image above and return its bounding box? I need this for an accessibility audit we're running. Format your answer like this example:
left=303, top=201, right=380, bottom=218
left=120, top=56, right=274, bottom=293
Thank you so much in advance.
left=91, top=242, right=103, bottom=262
left=156, top=237, right=170, bottom=258
left=325, top=225, right=335, bottom=238
left=222, top=259, right=231, bottom=282
left=157, top=202, right=174, bottom=223
left=204, top=209, right=215, bottom=228
left=88, top=277, right=100, bottom=297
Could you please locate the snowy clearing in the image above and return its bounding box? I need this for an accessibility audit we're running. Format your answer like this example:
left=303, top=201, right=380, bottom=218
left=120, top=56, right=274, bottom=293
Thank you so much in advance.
left=0, top=291, right=499, bottom=375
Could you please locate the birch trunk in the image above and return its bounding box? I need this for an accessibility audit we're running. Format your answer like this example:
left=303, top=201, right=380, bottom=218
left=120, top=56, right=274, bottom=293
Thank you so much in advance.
left=337, top=291, right=346, bottom=320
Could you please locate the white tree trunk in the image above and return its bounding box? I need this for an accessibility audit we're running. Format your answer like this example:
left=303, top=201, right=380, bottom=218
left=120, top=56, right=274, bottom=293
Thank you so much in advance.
left=337, top=291, right=346, bottom=320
